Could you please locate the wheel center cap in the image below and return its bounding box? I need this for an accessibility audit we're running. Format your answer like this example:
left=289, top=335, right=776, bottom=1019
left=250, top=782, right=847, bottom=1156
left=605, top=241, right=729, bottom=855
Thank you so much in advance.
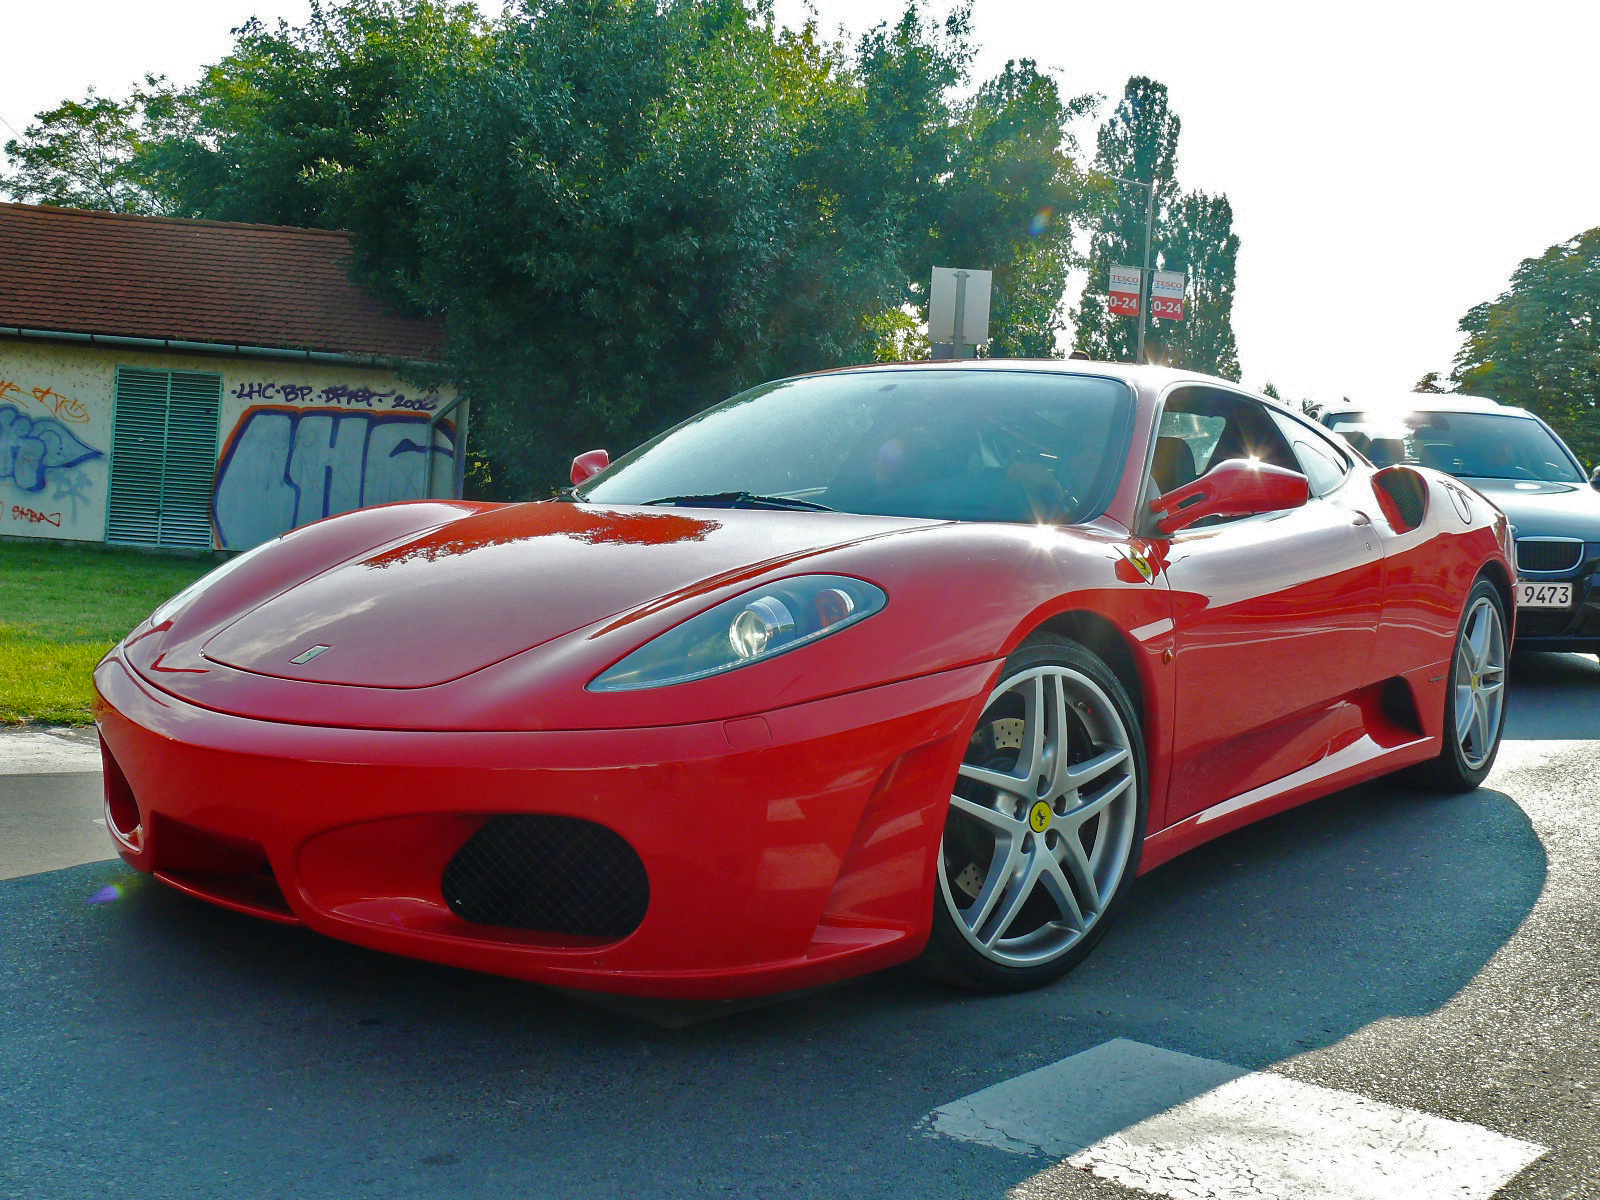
left=1029, top=800, right=1053, bottom=833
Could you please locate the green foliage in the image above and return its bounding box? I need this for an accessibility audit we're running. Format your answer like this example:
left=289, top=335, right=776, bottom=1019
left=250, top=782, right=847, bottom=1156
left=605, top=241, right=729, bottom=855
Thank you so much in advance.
left=0, top=81, right=193, bottom=214
left=1452, top=229, right=1600, bottom=466
left=1, top=0, right=1118, bottom=493
left=1071, top=76, right=1240, bottom=378
left=162, top=0, right=492, bottom=229
left=935, top=61, right=1097, bottom=357
left=1150, top=189, right=1239, bottom=378
left=1071, top=76, right=1179, bottom=365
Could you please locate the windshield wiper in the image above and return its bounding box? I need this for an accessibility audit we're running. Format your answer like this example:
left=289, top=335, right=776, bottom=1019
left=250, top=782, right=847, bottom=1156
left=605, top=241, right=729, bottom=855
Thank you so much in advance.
left=641, top=491, right=834, bottom=512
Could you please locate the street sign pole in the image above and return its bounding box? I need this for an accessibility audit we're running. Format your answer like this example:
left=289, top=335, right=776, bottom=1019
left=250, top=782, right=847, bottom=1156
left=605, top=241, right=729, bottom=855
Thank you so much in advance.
left=1136, top=183, right=1155, bottom=365
left=1082, top=170, right=1159, bottom=364
left=953, top=270, right=969, bottom=358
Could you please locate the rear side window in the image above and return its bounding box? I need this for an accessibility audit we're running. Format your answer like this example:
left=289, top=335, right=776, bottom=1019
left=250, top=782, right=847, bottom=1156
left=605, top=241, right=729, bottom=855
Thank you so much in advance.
left=1268, top=409, right=1350, bottom=497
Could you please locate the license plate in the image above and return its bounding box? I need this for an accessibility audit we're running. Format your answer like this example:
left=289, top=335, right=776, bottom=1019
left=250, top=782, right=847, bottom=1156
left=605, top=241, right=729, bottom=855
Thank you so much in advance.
left=1517, top=580, right=1573, bottom=608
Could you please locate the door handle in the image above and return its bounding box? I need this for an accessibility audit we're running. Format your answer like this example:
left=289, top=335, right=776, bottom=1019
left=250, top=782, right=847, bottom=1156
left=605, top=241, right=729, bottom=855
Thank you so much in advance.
left=1350, top=510, right=1372, bottom=527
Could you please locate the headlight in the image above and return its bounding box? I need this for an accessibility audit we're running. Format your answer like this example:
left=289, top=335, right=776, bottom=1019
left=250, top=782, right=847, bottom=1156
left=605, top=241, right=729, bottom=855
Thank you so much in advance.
left=588, top=575, right=887, bottom=691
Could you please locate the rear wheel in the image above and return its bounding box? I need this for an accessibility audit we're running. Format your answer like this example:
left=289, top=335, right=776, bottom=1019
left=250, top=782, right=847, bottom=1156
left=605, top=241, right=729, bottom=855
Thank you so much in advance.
left=920, top=635, right=1146, bottom=992
left=1412, top=578, right=1508, bottom=790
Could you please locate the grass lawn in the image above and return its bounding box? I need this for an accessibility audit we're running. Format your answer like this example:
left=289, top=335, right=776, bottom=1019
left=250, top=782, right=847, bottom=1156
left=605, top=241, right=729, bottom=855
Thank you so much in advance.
left=0, top=539, right=218, bottom=725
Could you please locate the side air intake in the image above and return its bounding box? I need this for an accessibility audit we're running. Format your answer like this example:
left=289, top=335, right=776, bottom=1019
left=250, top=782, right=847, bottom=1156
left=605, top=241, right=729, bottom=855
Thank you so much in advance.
left=1372, top=466, right=1428, bottom=533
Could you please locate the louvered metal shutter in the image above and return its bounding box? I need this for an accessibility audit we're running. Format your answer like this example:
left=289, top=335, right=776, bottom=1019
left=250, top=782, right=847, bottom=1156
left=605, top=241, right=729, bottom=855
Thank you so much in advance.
left=106, top=368, right=221, bottom=549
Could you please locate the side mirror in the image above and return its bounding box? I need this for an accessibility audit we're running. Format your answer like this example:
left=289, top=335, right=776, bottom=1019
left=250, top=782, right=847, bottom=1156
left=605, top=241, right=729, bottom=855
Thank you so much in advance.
left=1590, top=464, right=1600, bottom=491
left=1149, top=459, right=1311, bottom=535
left=570, top=448, right=610, bottom=486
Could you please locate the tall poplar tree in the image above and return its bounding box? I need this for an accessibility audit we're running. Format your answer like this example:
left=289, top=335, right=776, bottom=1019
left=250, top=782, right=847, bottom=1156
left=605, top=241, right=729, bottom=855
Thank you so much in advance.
left=1071, top=76, right=1180, bottom=363
left=1071, top=75, right=1241, bottom=378
left=1149, top=188, right=1240, bottom=378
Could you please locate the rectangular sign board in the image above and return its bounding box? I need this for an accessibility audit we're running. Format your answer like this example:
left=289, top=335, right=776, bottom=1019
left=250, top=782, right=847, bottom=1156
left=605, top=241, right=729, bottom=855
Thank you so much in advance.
left=928, top=267, right=993, bottom=345
left=1108, top=265, right=1141, bottom=317
left=1151, top=269, right=1187, bottom=321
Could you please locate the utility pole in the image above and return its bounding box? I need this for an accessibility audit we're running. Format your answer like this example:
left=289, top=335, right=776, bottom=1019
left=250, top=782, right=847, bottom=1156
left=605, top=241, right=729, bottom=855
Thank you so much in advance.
left=1135, top=179, right=1156, bottom=366
left=1086, top=170, right=1158, bottom=363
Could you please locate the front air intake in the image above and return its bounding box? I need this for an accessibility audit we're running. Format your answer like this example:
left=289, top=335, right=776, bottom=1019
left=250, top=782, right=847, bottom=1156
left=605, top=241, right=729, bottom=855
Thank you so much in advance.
left=441, top=816, right=648, bottom=940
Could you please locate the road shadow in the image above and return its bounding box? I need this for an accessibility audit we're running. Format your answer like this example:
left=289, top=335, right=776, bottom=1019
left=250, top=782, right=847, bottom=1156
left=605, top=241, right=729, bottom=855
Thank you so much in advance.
left=0, top=771, right=1544, bottom=1200
left=1505, top=650, right=1600, bottom=740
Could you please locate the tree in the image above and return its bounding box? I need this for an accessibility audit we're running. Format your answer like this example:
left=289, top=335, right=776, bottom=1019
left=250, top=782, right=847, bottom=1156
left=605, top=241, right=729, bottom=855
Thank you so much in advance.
left=152, top=0, right=492, bottom=231
left=342, top=1, right=1101, bottom=490
left=2, top=1, right=1108, bottom=494
left=1, top=83, right=182, bottom=213
left=1452, top=228, right=1600, bottom=466
left=1071, top=76, right=1180, bottom=364
left=934, top=61, right=1097, bottom=357
left=1413, top=371, right=1448, bottom=393
left=1149, top=188, right=1239, bottom=378
left=1071, top=75, right=1241, bottom=378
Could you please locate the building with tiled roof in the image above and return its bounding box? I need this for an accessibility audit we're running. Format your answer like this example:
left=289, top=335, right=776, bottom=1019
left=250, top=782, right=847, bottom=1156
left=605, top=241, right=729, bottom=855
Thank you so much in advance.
left=1, top=203, right=461, bottom=552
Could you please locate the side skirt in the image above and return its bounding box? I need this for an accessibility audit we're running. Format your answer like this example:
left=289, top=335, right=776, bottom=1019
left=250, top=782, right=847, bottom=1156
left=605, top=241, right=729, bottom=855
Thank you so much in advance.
left=1138, top=693, right=1443, bottom=874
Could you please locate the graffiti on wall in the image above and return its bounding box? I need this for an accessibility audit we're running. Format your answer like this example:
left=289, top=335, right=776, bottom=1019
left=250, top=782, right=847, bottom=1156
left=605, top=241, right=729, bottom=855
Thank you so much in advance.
left=0, top=379, right=91, bottom=423
left=231, top=381, right=442, bottom=412
left=212, top=405, right=455, bottom=550
left=10, top=504, right=62, bottom=527
left=0, top=403, right=105, bottom=494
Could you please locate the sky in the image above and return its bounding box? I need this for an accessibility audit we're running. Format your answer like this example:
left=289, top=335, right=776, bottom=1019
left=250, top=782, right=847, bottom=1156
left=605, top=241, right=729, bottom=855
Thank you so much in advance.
left=4, top=0, right=1597, bottom=406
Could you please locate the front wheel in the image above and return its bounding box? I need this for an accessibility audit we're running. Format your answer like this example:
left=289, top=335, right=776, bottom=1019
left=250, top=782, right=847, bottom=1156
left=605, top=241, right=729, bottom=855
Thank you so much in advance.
left=1412, top=578, right=1508, bottom=791
left=919, top=635, right=1147, bottom=992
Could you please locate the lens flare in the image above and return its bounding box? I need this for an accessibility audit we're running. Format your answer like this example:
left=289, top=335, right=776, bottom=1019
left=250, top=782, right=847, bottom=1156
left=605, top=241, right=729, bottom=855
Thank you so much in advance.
left=1028, top=208, right=1053, bottom=237
left=88, top=883, right=124, bottom=905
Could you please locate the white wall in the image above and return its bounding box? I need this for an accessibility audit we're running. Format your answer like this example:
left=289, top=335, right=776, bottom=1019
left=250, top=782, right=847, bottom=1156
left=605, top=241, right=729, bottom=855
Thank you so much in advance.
left=0, top=338, right=458, bottom=550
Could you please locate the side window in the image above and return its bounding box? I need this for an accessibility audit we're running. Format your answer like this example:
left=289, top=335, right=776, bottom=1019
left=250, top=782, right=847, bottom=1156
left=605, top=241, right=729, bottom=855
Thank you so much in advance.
left=1268, top=409, right=1351, bottom=497
left=1150, top=388, right=1299, bottom=498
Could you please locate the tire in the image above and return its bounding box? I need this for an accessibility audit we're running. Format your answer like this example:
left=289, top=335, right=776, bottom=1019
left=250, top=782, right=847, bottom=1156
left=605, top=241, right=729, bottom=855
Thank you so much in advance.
left=1411, top=578, right=1509, bottom=791
left=919, top=634, right=1148, bottom=992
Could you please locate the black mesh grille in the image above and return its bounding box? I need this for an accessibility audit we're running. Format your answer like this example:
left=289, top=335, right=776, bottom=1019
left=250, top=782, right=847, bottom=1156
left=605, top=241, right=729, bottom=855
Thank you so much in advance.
left=1375, top=469, right=1427, bottom=531
left=1516, top=539, right=1583, bottom=573
left=441, top=816, right=648, bottom=939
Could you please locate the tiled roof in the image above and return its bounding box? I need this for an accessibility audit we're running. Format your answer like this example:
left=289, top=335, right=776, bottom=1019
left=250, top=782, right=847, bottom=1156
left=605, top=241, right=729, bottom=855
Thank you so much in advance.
left=0, top=202, right=445, bottom=361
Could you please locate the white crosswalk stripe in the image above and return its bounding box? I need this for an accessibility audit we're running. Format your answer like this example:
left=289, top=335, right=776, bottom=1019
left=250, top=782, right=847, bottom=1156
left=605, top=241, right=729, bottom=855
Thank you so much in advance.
left=929, top=1039, right=1546, bottom=1200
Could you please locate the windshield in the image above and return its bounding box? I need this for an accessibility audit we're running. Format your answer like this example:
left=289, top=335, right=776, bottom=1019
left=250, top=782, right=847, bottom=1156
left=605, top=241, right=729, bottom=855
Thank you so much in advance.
left=578, top=369, right=1134, bottom=525
left=1326, top=410, right=1583, bottom=483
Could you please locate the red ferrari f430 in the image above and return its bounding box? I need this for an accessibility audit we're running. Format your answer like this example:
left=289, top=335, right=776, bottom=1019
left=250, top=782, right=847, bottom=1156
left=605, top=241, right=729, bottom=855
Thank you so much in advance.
left=95, top=362, right=1514, bottom=999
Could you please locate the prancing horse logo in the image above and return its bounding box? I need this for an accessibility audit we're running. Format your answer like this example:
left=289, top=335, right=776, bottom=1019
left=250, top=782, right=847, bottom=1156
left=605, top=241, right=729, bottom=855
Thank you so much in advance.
left=289, top=644, right=331, bottom=665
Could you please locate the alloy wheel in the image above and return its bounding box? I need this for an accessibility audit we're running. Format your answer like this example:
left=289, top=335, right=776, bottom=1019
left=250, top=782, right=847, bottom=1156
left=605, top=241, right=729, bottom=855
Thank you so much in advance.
left=939, top=662, right=1140, bottom=969
left=1454, top=593, right=1507, bottom=770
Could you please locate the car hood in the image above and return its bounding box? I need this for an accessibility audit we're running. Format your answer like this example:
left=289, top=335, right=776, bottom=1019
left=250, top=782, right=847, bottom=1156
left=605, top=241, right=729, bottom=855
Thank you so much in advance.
left=198, top=502, right=936, bottom=688
left=1461, top=477, right=1600, bottom=541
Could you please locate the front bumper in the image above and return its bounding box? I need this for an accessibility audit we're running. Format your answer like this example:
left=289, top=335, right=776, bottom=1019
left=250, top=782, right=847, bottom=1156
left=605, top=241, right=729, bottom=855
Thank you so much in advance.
left=1515, top=555, right=1600, bottom=652
left=94, top=651, right=994, bottom=999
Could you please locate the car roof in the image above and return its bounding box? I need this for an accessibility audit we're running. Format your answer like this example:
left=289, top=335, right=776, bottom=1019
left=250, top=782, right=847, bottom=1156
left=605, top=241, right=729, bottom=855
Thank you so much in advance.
left=805, top=358, right=1277, bottom=400
left=1323, top=393, right=1534, bottom=418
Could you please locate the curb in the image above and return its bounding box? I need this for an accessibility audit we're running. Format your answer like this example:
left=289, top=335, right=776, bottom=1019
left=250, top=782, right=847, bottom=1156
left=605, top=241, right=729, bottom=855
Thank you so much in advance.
left=0, top=725, right=102, bottom=775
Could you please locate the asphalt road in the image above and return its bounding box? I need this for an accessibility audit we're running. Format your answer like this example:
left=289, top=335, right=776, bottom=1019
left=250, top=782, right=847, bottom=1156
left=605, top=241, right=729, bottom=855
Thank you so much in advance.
left=2, top=653, right=1597, bottom=1200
